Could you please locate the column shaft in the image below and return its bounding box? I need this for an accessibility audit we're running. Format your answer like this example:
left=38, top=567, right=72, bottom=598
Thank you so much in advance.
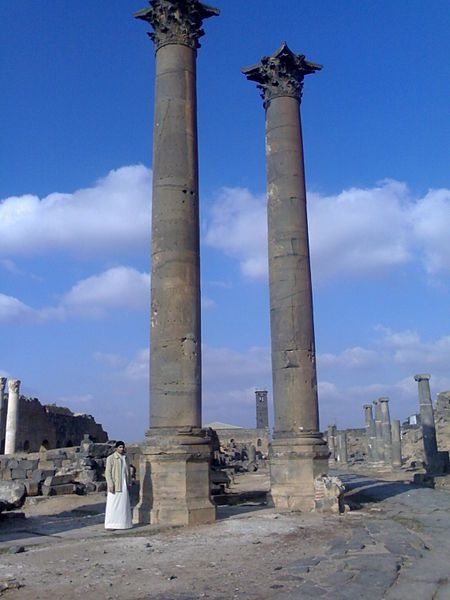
left=379, top=398, right=393, bottom=466
left=150, top=42, right=201, bottom=429
left=391, top=419, right=402, bottom=467
left=363, top=404, right=377, bottom=463
left=327, top=424, right=336, bottom=462
left=414, top=374, right=439, bottom=471
left=266, top=96, right=319, bottom=433
left=373, top=400, right=385, bottom=462
left=4, top=380, right=20, bottom=455
left=336, top=431, right=348, bottom=465
left=0, top=377, right=7, bottom=454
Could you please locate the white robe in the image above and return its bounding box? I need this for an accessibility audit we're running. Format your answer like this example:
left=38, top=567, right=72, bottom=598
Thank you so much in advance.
left=104, top=455, right=132, bottom=529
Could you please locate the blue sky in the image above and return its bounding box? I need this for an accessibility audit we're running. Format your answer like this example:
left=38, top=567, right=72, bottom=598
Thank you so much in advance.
left=1, top=1, right=449, bottom=442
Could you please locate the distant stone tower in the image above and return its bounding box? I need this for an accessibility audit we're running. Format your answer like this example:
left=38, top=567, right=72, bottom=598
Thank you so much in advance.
left=255, top=390, right=269, bottom=429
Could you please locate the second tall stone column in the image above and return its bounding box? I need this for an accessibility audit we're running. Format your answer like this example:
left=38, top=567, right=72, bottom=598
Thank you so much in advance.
left=134, top=0, right=218, bottom=525
left=243, top=44, right=328, bottom=511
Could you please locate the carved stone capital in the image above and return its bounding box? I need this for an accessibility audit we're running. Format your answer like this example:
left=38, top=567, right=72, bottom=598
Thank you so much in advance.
left=242, top=42, right=321, bottom=108
left=8, top=379, right=21, bottom=394
left=0, top=377, right=6, bottom=392
left=135, top=0, right=219, bottom=51
left=414, top=373, right=431, bottom=382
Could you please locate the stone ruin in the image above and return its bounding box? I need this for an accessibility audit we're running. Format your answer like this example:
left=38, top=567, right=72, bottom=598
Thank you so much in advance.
left=0, top=377, right=108, bottom=455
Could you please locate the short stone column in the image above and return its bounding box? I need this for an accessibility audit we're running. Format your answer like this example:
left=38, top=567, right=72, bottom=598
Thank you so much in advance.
left=134, top=0, right=219, bottom=526
left=4, top=379, right=20, bottom=455
left=327, top=424, right=337, bottom=464
left=379, top=397, right=393, bottom=466
left=0, top=377, right=7, bottom=453
left=414, top=374, right=440, bottom=472
left=336, top=431, right=348, bottom=466
left=391, top=419, right=402, bottom=468
left=243, top=44, right=328, bottom=511
left=373, top=399, right=385, bottom=463
left=363, top=404, right=377, bottom=463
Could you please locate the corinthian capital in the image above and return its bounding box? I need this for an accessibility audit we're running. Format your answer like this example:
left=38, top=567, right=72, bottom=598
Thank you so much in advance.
left=135, top=0, right=219, bottom=51
left=8, top=379, right=21, bottom=394
left=242, top=42, right=321, bottom=108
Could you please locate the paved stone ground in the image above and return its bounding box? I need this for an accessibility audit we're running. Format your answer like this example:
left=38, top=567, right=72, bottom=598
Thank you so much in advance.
left=0, top=473, right=449, bottom=599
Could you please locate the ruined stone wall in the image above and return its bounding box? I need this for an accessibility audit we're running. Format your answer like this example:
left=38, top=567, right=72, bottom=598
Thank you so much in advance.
left=9, top=396, right=107, bottom=454
left=345, top=428, right=367, bottom=462
left=213, top=428, right=270, bottom=456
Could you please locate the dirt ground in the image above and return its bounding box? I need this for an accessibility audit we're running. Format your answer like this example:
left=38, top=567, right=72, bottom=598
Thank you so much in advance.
left=1, top=471, right=450, bottom=600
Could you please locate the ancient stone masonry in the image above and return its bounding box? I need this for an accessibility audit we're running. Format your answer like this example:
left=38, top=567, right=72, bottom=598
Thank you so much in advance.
left=391, top=419, right=402, bottom=467
left=327, top=424, right=337, bottom=465
left=243, top=44, right=329, bottom=511
left=363, top=404, right=378, bottom=463
left=0, top=386, right=107, bottom=456
left=379, top=397, right=393, bottom=465
left=255, top=390, right=269, bottom=430
left=134, top=0, right=218, bottom=526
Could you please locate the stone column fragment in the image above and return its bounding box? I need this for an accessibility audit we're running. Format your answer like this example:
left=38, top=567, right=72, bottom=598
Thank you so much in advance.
left=414, top=374, right=439, bottom=472
left=379, top=397, right=393, bottom=465
left=327, top=424, right=337, bottom=464
left=243, top=44, right=328, bottom=511
left=336, top=431, right=348, bottom=465
left=4, top=379, right=20, bottom=455
left=133, top=0, right=218, bottom=526
left=0, top=377, right=7, bottom=454
left=363, top=404, right=377, bottom=463
left=373, top=399, right=385, bottom=463
left=391, top=419, right=402, bottom=468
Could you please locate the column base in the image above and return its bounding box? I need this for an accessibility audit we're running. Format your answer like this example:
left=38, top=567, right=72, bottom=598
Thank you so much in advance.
left=133, top=427, right=216, bottom=526
left=269, top=432, right=330, bottom=512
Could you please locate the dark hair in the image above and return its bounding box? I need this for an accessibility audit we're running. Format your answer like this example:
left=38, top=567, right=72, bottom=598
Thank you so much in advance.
left=115, top=440, right=125, bottom=448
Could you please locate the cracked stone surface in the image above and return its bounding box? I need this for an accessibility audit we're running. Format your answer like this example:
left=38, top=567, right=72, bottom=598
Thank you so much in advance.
left=0, top=473, right=449, bottom=599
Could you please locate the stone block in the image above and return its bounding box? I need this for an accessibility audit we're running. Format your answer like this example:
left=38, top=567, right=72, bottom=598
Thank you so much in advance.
left=11, top=469, right=27, bottom=480
left=7, top=459, right=19, bottom=469
left=23, top=480, right=40, bottom=496
left=62, top=459, right=74, bottom=467
left=42, top=483, right=77, bottom=496
left=18, top=460, right=39, bottom=470
left=0, top=469, right=12, bottom=480
left=45, top=449, right=66, bottom=460
left=44, top=474, right=73, bottom=487
left=32, top=469, right=56, bottom=483
left=38, top=460, right=57, bottom=470
left=26, top=470, right=33, bottom=479
left=0, top=481, right=27, bottom=511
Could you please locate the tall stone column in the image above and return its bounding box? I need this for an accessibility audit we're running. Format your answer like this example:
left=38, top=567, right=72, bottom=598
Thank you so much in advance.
left=4, top=379, right=20, bottom=455
left=363, top=404, right=377, bottom=463
left=0, top=377, right=7, bottom=454
left=134, top=0, right=219, bottom=526
left=379, top=397, right=393, bottom=466
left=414, top=374, right=440, bottom=472
left=255, top=390, right=269, bottom=429
left=327, top=424, right=336, bottom=464
left=373, top=399, right=385, bottom=463
left=243, top=44, right=328, bottom=511
left=391, top=419, right=402, bottom=468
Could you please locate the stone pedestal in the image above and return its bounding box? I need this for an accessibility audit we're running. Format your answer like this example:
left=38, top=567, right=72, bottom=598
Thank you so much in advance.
left=134, top=0, right=218, bottom=525
left=270, top=434, right=329, bottom=511
left=243, top=45, right=328, bottom=511
left=5, top=380, right=20, bottom=455
left=391, top=419, right=402, bottom=468
left=133, top=429, right=215, bottom=525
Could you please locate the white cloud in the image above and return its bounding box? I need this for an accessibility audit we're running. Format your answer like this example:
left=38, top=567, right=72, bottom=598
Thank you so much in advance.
left=0, top=293, right=37, bottom=322
left=204, top=180, right=450, bottom=284
left=124, top=348, right=149, bottom=381
left=61, top=266, right=150, bottom=317
left=319, top=346, right=379, bottom=369
left=377, top=326, right=450, bottom=367
left=0, top=165, right=151, bottom=258
left=411, top=188, right=450, bottom=275
left=204, top=187, right=268, bottom=279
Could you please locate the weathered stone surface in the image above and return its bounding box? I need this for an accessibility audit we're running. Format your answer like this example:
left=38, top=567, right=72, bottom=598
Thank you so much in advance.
left=32, top=468, right=56, bottom=483
left=41, top=483, right=76, bottom=496
left=0, top=481, right=26, bottom=512
left=43, top=474, right=73, bottom=487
